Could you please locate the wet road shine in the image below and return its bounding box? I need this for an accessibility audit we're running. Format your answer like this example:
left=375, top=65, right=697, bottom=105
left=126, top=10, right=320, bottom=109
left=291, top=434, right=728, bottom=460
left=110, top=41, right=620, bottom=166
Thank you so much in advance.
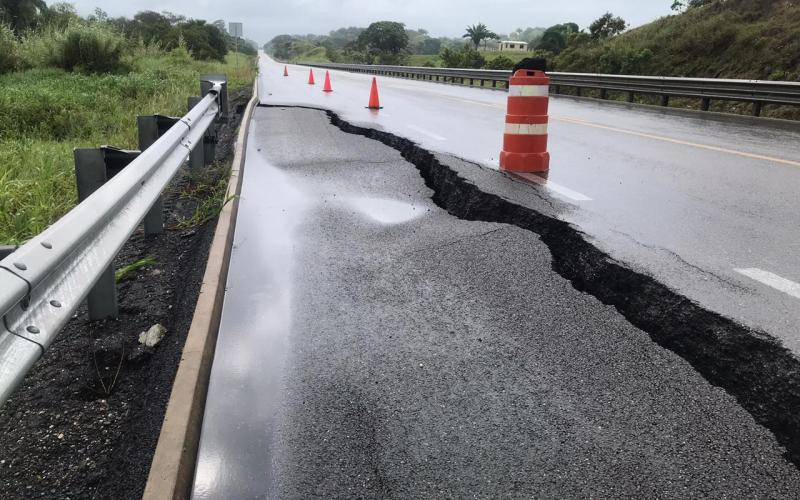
left=191, top=107, right=800, bottom=499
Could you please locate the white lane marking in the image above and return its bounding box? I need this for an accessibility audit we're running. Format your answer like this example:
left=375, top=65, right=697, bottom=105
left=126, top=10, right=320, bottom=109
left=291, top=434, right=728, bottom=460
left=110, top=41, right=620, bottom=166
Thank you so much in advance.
left=407, top=125, right=447, bottom=141
left=735, top=268, right=800, bottom=299
left=513, top=172, right=593, bottom=202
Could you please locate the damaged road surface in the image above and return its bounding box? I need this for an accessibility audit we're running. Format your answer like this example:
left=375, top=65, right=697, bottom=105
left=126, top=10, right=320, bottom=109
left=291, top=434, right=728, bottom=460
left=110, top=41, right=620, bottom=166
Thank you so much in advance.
left=191, top=107, right=800, bottom=499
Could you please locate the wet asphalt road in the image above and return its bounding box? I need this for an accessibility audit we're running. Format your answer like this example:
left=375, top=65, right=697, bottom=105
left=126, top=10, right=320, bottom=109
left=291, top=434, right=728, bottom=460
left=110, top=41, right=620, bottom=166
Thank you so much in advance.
left=257, top=54, right=800, bottom=354
left=191, top=107, right=800, bottom=498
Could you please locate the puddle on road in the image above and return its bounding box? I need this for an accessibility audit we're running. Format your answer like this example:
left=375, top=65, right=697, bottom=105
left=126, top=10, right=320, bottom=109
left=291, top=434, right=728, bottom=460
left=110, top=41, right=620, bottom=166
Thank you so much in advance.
left=347, top=197, right=425, bottom=225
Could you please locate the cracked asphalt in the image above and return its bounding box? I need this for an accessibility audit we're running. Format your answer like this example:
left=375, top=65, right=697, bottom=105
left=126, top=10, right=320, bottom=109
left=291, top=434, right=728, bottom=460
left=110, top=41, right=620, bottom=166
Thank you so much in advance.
left=259, top=54, right=800, bottom=356
left=191, top=107, right=800, bottom=499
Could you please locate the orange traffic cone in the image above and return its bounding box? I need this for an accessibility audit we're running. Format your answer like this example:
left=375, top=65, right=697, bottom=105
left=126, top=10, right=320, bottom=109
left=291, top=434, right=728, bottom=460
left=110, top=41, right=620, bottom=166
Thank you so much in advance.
left=308, top=69, right=315, bottom=85
left=367, top=77, right=381, bottom=109
left=283, top=66, right=289, bottom=77
left=322, top=71, right=333, bottom=92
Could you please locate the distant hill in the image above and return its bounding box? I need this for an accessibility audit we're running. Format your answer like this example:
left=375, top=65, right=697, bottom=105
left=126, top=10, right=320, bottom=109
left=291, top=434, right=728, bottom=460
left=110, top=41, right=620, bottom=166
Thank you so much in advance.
left=555, top=0, right=800, bottom=80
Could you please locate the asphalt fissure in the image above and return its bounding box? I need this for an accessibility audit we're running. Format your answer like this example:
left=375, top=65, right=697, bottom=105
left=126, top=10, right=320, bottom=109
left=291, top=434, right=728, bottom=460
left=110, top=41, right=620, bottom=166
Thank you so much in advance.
left=258, top=103, right=800, bottom=468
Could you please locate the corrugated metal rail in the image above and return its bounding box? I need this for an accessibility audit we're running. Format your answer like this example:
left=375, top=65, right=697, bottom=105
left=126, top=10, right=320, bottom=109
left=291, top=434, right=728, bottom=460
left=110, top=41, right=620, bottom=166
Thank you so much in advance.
left=0, top=80, right=225, bottom=406
left=302, top=62, right=800, bottom=116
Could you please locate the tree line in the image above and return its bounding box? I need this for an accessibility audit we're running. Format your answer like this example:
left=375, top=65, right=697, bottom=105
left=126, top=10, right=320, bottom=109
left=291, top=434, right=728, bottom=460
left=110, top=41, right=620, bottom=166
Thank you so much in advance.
left=265, top=11, right=630, bottom=71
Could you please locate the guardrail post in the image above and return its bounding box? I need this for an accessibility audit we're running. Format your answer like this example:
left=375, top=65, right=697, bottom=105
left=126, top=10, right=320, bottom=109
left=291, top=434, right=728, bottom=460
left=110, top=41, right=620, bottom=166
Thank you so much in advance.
left=661, top=95, right=670, bottom=107
left=627, top=91, right=635, bottom=103
left=73, top=149, right=119, bottom=320
left=201, top=74, right=228, bottom=120
left=187, top=97, right=206, bottom=171
left=753, top=102, right=763, bottom=117
left=576, top=87, right=582, bottom=97
left=188, top=97, right=217, bottom=167
left=600, top=88, right=608, bottom=100
left=701, top=97, right=711, bottom=111
left=0, top=246, right=16, bottom=259
left=138, top=115, right=180, bottom=234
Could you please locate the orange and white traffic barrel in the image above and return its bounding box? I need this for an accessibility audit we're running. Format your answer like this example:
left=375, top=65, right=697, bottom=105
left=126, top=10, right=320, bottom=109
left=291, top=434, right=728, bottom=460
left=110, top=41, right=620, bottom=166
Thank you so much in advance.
left=499, top=69, right=550, bottom=173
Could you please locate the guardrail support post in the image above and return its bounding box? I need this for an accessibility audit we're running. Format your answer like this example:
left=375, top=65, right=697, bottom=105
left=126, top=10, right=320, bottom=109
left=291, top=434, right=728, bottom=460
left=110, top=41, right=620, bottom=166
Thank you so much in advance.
left=188, top=97, right=217, bottom=166
left=201, top=74, right=228, bottom=120
left=187, top=97, right=207, bottom=171
left=73, top=149, right=119, bottom=321
left=753, top=102, right=763, bottom=117
left=627, top=91, right=635, bottom=103
left=701, top=97, right=711, bottom=111
left=576, top=87, right=582, bottom=97
left=661, top=95, right=670, bottom=107
left=138, top=116, right=181, bottom=234
left=0, top=246, right=16, bottom=260
left=600, top=88, right=608, bottom=100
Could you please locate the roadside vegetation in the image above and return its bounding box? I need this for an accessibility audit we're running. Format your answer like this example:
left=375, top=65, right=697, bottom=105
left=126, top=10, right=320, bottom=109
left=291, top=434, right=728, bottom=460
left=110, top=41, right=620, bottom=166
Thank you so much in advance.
left=0, top=2, right=256, bottom=244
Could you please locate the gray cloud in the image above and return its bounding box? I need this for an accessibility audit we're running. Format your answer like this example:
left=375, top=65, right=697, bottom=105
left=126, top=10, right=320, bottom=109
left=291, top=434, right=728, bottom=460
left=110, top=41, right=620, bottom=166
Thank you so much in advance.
left=72, top=1, right=672, bottom=43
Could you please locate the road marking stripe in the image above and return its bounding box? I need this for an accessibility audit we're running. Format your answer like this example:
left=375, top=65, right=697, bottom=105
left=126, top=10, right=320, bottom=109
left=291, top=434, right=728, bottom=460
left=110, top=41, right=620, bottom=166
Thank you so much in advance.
left=407, top=125, right=447, bottom=141
left=735, top=268, right=800, bottom=299
left=509, top=85, right=550, bottom=97
left=553, top=116, right=800, bottom=168
left=505, top=123, right=548, bottom=136
left=512, top=172, right=593, bottom=202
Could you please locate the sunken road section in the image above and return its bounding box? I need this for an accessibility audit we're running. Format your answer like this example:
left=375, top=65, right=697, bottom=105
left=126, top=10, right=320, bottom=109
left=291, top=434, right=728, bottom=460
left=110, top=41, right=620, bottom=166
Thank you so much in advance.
left=259, top=103, right=800, bottom=468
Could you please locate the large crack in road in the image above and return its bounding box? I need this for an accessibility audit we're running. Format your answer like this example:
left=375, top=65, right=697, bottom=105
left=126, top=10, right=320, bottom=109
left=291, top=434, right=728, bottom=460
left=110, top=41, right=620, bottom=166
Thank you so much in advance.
left=259, top=104, right=800, bottom=469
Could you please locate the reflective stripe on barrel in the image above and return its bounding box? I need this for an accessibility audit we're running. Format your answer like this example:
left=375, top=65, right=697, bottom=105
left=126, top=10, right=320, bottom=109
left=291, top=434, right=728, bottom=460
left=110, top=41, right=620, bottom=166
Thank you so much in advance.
left=505, top=123, right=549, bottom=135
left=508, top=85, right=550, bottom=97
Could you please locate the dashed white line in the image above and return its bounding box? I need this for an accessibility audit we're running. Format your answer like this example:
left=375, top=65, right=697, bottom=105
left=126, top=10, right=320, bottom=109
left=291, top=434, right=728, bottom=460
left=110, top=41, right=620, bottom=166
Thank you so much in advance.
left=735, top=268, right=800, bottom=300
left=513, top=172, right=593, bottom=202
left=407, top=125, right=447, bottom=141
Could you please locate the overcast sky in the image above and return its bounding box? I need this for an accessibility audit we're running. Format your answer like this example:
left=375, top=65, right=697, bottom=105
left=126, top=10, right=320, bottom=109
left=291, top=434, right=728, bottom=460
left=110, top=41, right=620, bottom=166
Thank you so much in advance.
left=68, top=1, right=673, bottom=43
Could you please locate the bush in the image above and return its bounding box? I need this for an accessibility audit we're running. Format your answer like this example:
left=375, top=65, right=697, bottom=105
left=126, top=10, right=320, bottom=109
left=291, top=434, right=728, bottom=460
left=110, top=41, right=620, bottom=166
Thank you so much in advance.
left=440, top=45, right=486, bottom=69
left=485, top=56, right=514, bottom=70
left=19, top=23, right=125, bottom=73
left=58, top=23, right=125, bottom=72
left=0, top=24, right=18, bottom=73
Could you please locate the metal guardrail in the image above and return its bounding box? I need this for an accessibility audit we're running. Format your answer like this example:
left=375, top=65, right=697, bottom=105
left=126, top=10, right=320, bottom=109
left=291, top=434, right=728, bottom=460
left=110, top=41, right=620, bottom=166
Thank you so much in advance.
left=0, top=78, right=226, bottom=406
left=302, top=62, right=800, bottom=116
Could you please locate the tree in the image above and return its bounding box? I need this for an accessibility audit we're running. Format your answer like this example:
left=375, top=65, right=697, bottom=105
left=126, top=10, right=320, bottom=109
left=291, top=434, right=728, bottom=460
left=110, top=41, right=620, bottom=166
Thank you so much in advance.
left=463, top=23, right=498, bottom=49
left=267, top=34, right=296, bottom=59
left=357, top=21, right=408, bottom=64
left=536, top=22, right=579, bottom=54
left=0, top=0, right=48, bottom=33
left=671, top=0, right=713, bottom=12
left=212, top=19, right=226, bottom=34
left=589, top=12, right=627, bottom=39
left=40, top=2, right=78, bottom=30
left=179, top=20, right=227, bottom=61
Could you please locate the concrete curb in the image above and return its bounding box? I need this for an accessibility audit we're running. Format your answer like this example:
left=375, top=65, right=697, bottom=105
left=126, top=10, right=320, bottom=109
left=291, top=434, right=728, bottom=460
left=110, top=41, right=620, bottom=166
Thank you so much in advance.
left=141, top=74, right=259, bottom=500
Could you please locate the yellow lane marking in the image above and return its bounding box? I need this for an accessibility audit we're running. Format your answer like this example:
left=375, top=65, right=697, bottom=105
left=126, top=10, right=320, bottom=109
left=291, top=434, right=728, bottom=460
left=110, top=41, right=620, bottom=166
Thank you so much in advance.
left=553, top=115, right=800, bottom=168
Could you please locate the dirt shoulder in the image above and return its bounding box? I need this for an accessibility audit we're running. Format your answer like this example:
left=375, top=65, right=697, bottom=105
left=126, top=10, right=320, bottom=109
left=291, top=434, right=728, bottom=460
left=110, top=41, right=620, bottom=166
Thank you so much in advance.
left=0, top=87, right=252, bottom=500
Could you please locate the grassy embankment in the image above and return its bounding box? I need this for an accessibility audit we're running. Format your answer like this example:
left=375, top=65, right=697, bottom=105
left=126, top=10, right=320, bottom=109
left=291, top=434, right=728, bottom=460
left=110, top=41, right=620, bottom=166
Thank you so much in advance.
left=0, top=49, right=255, bottom=244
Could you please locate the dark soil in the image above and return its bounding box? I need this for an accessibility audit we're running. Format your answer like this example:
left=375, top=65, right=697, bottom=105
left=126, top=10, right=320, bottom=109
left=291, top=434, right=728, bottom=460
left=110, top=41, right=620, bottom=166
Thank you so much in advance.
left=0, top=88, right=252, bottom=500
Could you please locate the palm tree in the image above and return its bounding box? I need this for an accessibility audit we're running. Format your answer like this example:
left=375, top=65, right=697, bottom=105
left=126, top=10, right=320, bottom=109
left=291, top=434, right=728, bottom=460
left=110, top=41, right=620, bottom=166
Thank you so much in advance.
left=0, top=0, right=48, bottom=34
left=463, top=23, right=498, bottom=50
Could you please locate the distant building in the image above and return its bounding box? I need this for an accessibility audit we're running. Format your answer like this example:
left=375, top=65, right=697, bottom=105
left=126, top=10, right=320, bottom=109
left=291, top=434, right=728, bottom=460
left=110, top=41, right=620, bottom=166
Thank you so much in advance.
left=499, top=41, right=528, bottom=52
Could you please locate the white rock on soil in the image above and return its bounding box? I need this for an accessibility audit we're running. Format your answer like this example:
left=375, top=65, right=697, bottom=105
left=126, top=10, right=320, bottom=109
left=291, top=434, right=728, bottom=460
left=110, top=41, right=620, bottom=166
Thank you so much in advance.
left=138, top=324, right=167, bottom=347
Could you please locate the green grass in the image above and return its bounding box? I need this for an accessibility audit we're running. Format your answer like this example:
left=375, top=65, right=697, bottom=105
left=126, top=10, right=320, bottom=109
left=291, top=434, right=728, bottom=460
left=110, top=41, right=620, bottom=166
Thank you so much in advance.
left=175, top=162, right=234, bottom=230
left=115, top=256, right=158, bottom=282
left=0, top=49, right=255, bottom=244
